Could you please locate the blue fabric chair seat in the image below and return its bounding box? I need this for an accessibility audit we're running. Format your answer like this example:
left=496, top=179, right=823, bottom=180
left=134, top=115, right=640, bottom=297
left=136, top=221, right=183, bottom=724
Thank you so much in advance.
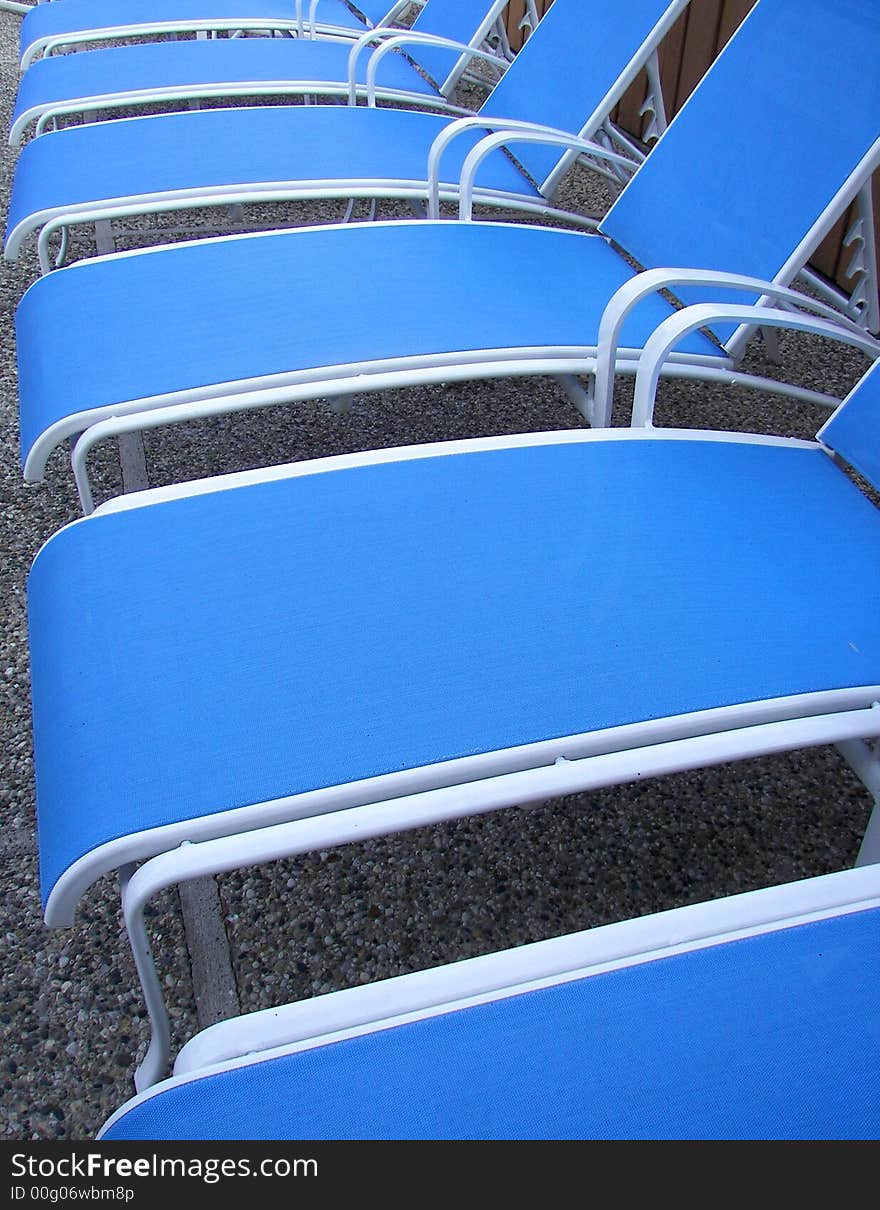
left=15, top=221, right=716, bottom=472
left=12, top=0, right=506, bottom=141
left=8, top=0, right=695, bottom=256
left=28, top=435, right=880, bottom=910
left=17, top=0, right=398, bottom=66
left=101, top=905, right=880, bottom=1139
left=11, top=37, right=441, bottom=143
left=19, top=0, right=312, bottom=65
left=5, top=104, right=540, bottom=260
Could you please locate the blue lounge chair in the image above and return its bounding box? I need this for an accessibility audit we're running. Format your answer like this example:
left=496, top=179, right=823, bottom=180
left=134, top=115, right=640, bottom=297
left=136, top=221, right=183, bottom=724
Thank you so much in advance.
left=98, top=863, right=880, bottom=1137
left=16, top=1, right=422, bottom=69
left=27, top=302, right=880, bottom=1084
left=9, top=0, right=515, bottom=146
left=14, top=0, right=880, bottom=507
left=4, top=0, right=686, bottom=264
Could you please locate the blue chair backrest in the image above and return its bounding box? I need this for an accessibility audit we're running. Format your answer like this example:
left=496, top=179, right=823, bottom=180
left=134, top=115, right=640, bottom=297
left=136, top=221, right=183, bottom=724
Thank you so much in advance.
left=819, top=359, right=880, bottom=492
left=479, top=0, right=688, bottom=190
left=600, top=0, right=880, bottom=334
left=410, top=0, right=509, bottom=91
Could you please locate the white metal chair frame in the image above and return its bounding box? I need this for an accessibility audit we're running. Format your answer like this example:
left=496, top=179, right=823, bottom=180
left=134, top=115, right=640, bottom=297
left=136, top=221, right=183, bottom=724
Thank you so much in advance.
left=10, top=3, right=688, bottom=269
left=20, top=5, right=307, bottom=70
left=448, top=123, right=880, bottom=334
left=59, top=296, right=880, bottom=1086
left=113, top=854, right=880, bottom=1095
left=159, top=863, right=880, bottom=1083
left=15, top=105, right=878, bottom=510
left=58, top=226, right=879, bottom=516
left=15, top=1, right=426, bottom=68
left=12, top=4, right=520, bottom=146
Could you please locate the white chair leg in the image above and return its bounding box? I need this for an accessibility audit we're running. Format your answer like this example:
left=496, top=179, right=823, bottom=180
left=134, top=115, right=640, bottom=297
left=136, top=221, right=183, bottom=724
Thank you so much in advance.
left=122, top=871, right=173, bottom=1093
left=856, top=799, right=880, bottom=867
left=761, top=326, right=782, bottom=364
left=837, top=737, right=880, bottom=866
left=119, top=433, right=149, bottom=493
left=555, top=374, right=595, bottom=424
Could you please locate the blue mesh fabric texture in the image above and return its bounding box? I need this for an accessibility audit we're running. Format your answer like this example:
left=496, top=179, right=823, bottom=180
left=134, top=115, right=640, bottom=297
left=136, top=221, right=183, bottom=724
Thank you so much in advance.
left=15, top=221, right=714, bottom=469
left=28, top=437, right=880, bottom=907
left=8, top=0, right=682, bottom=251
left=820, top=358, right=880, bottom=492
left=4, top=103, right=539, bottom=256
left=600, top=0, right=880, bottom=344
left=103, top=907, right=880, bottom=1140
left=481, top=0, right=679, bottom=187
left=20, top=0, right=309, bottom=62
left=12, top=36, right=438, bottom=135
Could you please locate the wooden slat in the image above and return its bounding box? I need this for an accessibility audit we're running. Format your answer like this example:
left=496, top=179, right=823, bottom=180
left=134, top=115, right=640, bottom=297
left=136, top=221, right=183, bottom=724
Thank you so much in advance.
left=503, top=0, right=550, bottom=50
left=825, top=175, right=880, bottom=293
left=612, top=71, right=651, bottom=143
left=657, top=3, right=690, bottom=127
left=673, top=0, right=723, bottom=110
left=813, top=209, right=852, bottom=284
left=716, top=0, right=757, bottom=48
left=503, top=0, right=528, bottom=50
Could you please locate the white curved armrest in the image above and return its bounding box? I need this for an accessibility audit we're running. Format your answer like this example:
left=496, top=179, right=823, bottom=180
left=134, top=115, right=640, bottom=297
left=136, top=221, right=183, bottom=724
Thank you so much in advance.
left=593, top=269, right=878, bottom=427
left=426, top=119, right=631, bottom=219
left=457, top=126, right=634, bottom=220
left=345, top=26, right=419, bottom=102
left=363, top=34, right=504, bottom=106
left=631, top=302, right=880, bottom=427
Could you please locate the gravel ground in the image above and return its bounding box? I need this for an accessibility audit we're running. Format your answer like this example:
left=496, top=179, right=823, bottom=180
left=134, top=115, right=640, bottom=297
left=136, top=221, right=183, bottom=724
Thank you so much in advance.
left=0, top=14, right=876, bottom=1140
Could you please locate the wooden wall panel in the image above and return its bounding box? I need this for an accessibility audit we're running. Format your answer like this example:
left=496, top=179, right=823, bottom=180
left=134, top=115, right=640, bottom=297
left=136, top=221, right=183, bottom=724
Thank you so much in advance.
left=716, top=0, right=757, bottom=45
left=673, top=0, right=724, bottom=108
left=502, top=0, right=528, bottom=45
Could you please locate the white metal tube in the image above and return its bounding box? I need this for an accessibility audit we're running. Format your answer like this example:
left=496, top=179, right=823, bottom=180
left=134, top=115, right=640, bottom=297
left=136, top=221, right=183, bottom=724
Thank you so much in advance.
left=619, top=361, right=841, bottom=413
left=426, top=116, right=623, bottom=221
left=641, top=47, right=667, bottom=140
left=345, top=27, right=408, bottom=103
left=128, top=707, right=880, bottom=911
left=69, top=354, right=613, bottom=510
left=171, top=863, right=880, bottom=1077
left=456, top=126, right=633, bottom=221
left=17, top=177, right=598, bottom=269
left=365, top=35, right=502, bottom=106
left=593, top=268, right=878, bottom=427
left=631, top=303, right=880, bottom=427
left=123, top=703, right=880, bottom=1087
left=26, top=21, right=302, bottom=69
